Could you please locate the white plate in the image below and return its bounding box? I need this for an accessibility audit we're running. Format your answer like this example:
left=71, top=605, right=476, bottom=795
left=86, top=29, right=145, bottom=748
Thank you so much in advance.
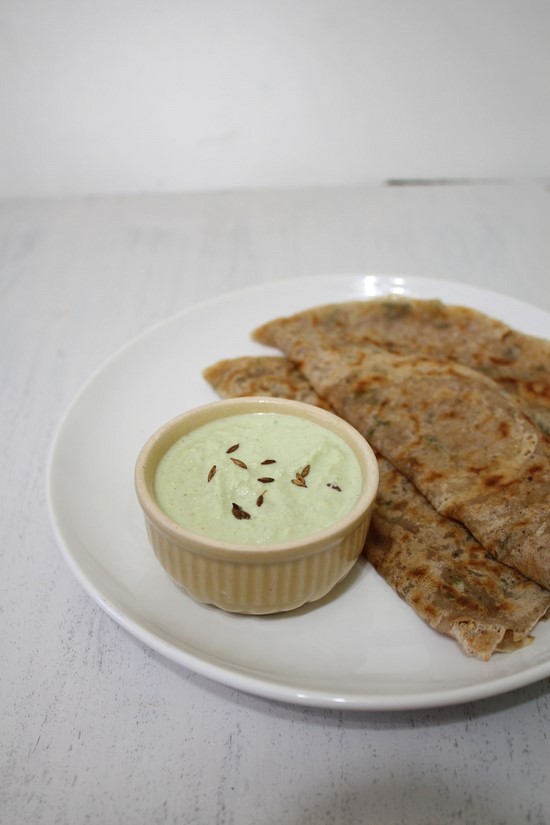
left=47, top=274, right=550, bottom=710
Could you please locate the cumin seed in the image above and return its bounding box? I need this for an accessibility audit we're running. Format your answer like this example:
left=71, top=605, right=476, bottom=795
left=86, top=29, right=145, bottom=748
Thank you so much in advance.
left=231, top=502, right=251, bottom=520
left=257, top=476, right=275, bottom=483
left=226, top=444, right=240, bottom=454
left=207, top=465, right=217, bottom=482
left=301, top=464, right=311, bottom=478
left=261, top=459, right=276, bottom=465
left=256, top=491, right=266, bottom=507
left=230, top=457, right=248, bottom=469
left=293, top=470, right=308, bottom=487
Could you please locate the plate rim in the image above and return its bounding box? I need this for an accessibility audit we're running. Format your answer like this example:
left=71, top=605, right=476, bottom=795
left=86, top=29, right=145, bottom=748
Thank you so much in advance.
left=46, top=273, right=550, bottom=711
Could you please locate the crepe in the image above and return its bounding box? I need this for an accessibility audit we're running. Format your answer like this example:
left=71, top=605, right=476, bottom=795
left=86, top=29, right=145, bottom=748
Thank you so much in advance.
left=255, top=297, right=550, bottom=435
left=203, top=355, right=550, bottom=660
left=252, top=308, right=550, bottom=591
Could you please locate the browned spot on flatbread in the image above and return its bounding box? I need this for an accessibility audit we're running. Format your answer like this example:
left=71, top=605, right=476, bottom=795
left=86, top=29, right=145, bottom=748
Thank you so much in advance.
left=482, top=474, right=506, bottom=488
left=423, top=470, right=444, bottom=484
left=525, top=378, right=550, bottom=402
left=409, top=565, right=429, bottom=579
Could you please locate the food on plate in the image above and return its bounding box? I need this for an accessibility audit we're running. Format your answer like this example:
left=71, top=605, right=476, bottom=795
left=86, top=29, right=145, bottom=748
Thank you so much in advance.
left=203, top=355, right=333, bottom=410
left=252, top=304, right=550, bottom=591
left=255, top=297, right=550, bottom=435
left=203, top=355, right=550, bottom=659
left=135, top=397, right=379, bottom=614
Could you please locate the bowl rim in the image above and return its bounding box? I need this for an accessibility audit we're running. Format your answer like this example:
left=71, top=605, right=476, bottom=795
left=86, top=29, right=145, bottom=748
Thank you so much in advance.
left=134, top=396, right=379, bottom=562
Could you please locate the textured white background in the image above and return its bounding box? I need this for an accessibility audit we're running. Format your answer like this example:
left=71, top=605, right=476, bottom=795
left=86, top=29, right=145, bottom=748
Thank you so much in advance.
left=1, top=0, right=550, bottom=197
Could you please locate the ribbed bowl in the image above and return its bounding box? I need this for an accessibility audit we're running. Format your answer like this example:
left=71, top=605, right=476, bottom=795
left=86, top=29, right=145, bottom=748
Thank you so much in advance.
left=135, top=397, right=379, bottom=614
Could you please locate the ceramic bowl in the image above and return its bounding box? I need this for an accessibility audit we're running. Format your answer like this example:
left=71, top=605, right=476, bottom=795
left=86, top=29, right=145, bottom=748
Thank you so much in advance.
left=135, top=396, right=379, bottom=614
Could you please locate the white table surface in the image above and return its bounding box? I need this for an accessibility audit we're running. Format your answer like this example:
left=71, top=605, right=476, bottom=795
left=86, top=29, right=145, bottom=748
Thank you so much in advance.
left=2, top=181, right=550, bottom=825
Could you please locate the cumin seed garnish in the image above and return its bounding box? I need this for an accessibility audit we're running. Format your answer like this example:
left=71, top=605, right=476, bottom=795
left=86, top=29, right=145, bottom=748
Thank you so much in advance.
left=231, top=502, right=251, bottom=520
left=226, top=444, right=239, bottom=454
left=261, top=459, right=276, bottom=465
left=207, top=465, right=217, bottom=482
left=230, top=457, right=248, bottom=469
left=257, top=476, right=275, bottom=483
left=301, top=464, right=311, bottom=478
left=256, top=491, right=266, bottom=507
left=292, top=469, right=308, bottom=487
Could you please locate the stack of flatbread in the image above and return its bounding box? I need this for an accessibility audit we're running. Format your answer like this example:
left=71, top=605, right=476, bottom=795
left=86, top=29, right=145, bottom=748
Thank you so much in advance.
left=203, top=296, right=550, bottom=661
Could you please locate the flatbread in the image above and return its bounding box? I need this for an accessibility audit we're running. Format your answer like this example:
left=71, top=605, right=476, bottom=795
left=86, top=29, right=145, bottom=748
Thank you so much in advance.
left=252, top=308, right=550, bottom=590
left=203, top=356, right=332, bottom=410
left=203, top=355, right=550, bottom=660
left=254, top=297, right=550, bottom=435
